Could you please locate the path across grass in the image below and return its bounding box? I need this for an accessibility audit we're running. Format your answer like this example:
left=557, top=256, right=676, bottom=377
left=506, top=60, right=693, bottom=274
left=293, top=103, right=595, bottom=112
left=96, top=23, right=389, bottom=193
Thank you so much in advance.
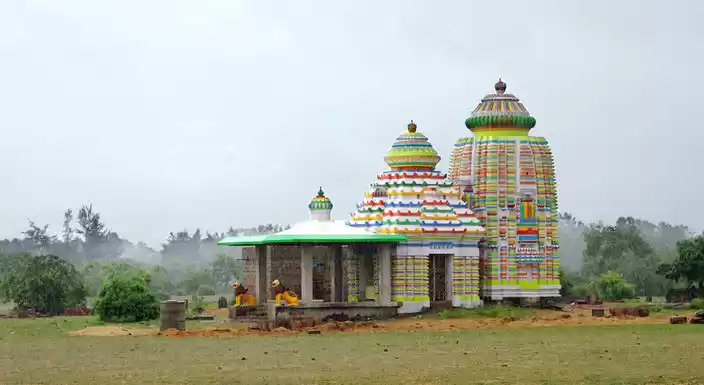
left=1, top=316, right=702, bottom=384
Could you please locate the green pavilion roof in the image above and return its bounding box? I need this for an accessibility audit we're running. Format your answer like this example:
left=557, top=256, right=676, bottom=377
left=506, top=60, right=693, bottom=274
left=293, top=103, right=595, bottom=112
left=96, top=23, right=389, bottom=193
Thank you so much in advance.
left=217, top=232, right=407, bottom=246
left=217, top=219, right=407, bottom=246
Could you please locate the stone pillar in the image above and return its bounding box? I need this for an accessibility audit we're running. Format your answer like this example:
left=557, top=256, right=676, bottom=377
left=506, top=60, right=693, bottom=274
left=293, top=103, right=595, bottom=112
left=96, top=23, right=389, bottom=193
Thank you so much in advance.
left=265, top=245, right=272, bottom=302
left=330, top=245, right=343, bottom=302
left=300, top=246, right=313, bottom=304
left=358, top=250, right=368, bottom=300
left=255, top=245, right=267, bottom=305
left=344, top=247, right=359, bottom=302
left=377, top=244, right=392, bottom=305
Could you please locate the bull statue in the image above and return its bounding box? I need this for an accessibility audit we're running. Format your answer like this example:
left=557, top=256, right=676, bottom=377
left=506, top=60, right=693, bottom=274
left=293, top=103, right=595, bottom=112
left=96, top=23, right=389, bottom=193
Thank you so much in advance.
left=232, top=281, right=256, bottom=306
left=271, top=279, right=299, bottom=306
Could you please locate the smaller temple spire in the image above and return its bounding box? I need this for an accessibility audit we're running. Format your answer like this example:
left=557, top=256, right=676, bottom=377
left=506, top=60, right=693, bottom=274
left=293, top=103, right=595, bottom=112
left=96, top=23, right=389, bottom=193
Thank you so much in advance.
left=308, top=186, right=333, bottom=221
left=495, top=77, right=506, bottom=94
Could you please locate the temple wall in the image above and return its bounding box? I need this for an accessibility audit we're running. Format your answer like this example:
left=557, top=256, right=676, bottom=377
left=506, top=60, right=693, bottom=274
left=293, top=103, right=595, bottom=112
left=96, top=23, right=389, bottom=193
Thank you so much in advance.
left=242, top=247, right=257, bottom=290
left=269, top=246, right=302, bottom=300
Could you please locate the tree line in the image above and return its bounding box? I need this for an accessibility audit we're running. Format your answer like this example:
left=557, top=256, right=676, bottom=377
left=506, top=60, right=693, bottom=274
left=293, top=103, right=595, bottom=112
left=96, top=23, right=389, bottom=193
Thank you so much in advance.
left=0, top=204, right=289, bottom=302
left=2, top=204, right=703, bottom=307
left=558, top=213, right=704, bottom=300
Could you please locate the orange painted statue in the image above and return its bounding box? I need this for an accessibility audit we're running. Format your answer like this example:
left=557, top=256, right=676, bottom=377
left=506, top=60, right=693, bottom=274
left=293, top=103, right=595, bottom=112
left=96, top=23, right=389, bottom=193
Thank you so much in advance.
left=271, top=279, right=299, bottom=306
left=232, top=281, right=256, bottom=306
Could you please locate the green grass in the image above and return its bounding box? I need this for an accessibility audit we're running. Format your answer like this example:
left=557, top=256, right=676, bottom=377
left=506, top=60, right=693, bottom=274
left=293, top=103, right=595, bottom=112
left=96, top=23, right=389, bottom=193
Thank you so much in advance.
left=432, top=304, right=536, bottom=320
left=1, top=316, right=703, bottom=384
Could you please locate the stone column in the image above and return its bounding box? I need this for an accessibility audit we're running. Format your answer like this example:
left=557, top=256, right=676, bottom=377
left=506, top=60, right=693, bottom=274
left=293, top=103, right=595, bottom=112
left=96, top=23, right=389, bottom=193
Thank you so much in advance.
left=300, top=246, right=313, bottom=305
left=265, top=245, right=272, bottom=302
left=255, top=245, right=267, bottom=305
left=378, top=244, right=392, bottom=305
left=358, top=250, right=368, bottom=300
left=330, top=245, right=343, bottom=302
left=344, top=247, right=359, bottom=302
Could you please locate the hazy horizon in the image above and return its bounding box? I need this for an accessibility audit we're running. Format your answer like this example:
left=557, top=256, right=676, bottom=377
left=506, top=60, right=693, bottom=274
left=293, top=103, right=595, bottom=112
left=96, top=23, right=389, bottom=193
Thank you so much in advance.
left=2, top=0, right=703, bottom=248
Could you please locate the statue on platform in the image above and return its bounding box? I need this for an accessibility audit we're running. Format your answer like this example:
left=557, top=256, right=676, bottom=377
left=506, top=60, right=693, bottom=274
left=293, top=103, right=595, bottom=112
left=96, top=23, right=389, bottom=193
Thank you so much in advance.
left=232, top=281, right=256, bottom=306
left=271, top=279, right=299, bottom=306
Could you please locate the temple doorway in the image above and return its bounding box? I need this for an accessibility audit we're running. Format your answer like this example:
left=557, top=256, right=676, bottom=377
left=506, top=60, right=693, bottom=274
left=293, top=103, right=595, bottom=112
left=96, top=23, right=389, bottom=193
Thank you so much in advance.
left=429, top=254, right=449, bottom=304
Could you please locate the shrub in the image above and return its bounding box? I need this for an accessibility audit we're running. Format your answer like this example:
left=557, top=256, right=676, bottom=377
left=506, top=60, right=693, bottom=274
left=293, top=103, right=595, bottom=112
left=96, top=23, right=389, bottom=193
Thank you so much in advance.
left=596, top=271, right=635, bottom=301
left=0, top=254, right=86, bottom=315
left=197, top=285, right=216, bottom=296
left=690, top=298, right=704, bottom=310
left=189, top=293, right=205, bottom=315
left=93, top=273, right=159, bottom=322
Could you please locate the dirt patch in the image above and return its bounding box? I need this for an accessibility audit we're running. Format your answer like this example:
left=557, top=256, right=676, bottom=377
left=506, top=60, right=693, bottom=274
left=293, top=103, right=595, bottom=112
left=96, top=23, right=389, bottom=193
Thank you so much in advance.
left=70, top=309, right=679, bottom=338
left=157, top=326, right=296, bottom=338
left=70, top=326, right=156, bottom=337
left=201, top=308, right=230, bottom=318
left=308, top=321, right=386, bottom=333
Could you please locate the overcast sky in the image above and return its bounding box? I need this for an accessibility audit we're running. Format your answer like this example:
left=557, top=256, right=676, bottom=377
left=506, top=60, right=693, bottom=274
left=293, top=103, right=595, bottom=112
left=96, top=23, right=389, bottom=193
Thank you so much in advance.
left=1, top=0, right=702, bottom=247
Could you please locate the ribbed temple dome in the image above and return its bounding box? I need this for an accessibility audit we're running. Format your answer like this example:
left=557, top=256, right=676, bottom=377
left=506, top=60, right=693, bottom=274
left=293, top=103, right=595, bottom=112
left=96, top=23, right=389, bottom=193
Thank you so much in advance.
left=308, top=187, right=333, bottom=211
left=383, top=121, right=441, bottom=171
left=465, top=79, right=536, bottom=131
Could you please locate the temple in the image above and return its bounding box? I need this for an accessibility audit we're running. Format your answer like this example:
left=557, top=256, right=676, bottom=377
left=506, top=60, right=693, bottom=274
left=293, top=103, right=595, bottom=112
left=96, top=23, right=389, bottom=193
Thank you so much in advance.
left=220, top=79, right=560, bottom=319
left=448, top=79, right=560, bottom=300
left=347, top=121, right=485, bottom=312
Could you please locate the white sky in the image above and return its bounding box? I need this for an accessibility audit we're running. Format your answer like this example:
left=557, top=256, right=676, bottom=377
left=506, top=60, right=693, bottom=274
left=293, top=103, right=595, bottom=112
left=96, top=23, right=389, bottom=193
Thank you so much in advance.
left=1, top=0, right=702, bottom=247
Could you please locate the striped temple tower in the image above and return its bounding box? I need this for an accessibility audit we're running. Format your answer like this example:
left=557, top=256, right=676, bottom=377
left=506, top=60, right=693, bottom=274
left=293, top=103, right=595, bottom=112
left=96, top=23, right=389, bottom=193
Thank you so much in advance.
left=448, top=79, right=561, bottom=300
left=348, top=121, right=485, bottom=313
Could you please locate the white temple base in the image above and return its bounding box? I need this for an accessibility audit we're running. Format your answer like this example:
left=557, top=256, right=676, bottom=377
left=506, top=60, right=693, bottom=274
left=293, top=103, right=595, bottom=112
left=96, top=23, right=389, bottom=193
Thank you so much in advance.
left=397, top=301, right=430, bottom=314
left=483, top=285, right=561, bottom=300
left=452, top=296, right=483, bottom=308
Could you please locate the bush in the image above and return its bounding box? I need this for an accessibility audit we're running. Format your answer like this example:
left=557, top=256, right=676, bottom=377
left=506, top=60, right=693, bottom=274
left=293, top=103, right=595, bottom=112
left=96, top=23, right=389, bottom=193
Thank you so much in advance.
left=189, top=293, right=205, bottom=315
left=197, top=285, right=216, bottom=296
left=691, top=298, right=704, bottom=310
left=0, top=254, right=86, bottom=315
left=596, top=271, right=635, bottom=300
left=93, top=273, right=159, bottom=322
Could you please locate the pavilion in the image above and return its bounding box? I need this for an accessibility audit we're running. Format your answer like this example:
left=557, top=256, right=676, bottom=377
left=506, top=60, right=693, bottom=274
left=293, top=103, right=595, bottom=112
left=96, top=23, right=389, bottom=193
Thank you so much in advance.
left=217, top=188, right=406, bottom=319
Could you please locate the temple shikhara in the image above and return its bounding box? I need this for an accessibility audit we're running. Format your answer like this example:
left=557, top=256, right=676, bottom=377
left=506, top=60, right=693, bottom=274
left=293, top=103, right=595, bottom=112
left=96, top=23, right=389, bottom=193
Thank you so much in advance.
left=448, top=79, right=560, bottom=300
left=220, top=79, right=560, bottom=319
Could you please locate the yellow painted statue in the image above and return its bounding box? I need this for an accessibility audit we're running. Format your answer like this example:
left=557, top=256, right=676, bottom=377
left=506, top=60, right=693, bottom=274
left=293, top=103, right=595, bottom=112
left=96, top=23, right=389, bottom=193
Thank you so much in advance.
left=232, top=281, right=257, bottom=306
left=271, top=279, right=299, bottom=306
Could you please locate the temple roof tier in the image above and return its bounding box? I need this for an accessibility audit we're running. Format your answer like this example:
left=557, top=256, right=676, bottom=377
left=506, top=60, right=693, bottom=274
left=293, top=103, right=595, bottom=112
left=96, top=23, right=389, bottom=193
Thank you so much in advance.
left=465, top=79, right=537, bottom=132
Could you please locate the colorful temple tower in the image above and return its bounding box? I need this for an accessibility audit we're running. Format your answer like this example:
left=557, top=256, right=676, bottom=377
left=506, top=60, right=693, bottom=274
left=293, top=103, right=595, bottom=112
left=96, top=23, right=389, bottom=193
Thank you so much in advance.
left=348, top=121, right=485, bottom=312
left=448, top=79, right=560, bottom=300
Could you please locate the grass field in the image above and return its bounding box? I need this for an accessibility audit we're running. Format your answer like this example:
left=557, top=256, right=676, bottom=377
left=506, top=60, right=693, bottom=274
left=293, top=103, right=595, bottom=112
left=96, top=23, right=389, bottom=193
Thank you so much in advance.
left=1, top=316, right=703, bottom=385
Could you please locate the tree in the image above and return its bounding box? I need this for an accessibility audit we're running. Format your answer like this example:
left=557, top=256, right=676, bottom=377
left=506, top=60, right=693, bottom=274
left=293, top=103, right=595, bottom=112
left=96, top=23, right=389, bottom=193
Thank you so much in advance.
left=179, top=268, right=217, bottom=294
left=211, top=254, right=243, bottom=288
left=22, top=220, right=55, bottom=254
left=93, top=272, right=159, bottom=322
left=659, top=235, right=704, bottom=294
left=0, top=255, right=86, bottom=315
left=62, top=209, right=74, bottom=244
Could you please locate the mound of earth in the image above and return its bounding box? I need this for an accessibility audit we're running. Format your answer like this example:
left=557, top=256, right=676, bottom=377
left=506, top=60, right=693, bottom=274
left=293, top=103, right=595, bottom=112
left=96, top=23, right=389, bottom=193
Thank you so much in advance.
left=157, top=326, right=296, bottom=338
left=70, top=326, right=155, bottom=337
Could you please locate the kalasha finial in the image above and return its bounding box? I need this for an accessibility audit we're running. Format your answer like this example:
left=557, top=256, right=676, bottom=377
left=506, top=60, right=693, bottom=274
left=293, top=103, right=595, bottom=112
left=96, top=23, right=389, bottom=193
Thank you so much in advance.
left=407, top=120, right=417, bottom=133
left=495, top=77, right=506, bottom=94
left=317, top=186, right=324, bottom=197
